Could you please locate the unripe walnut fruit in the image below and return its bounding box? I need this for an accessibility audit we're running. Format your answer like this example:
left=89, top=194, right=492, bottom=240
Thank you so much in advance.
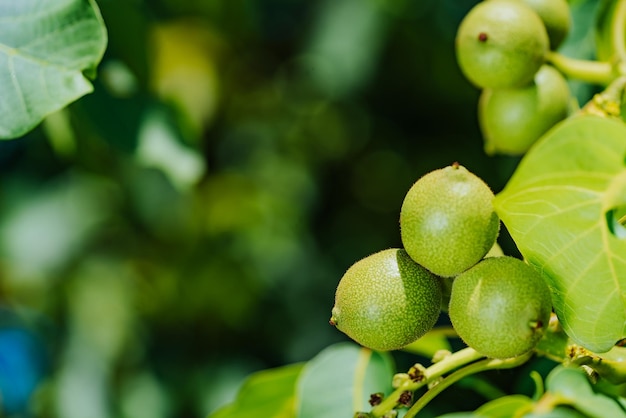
left=400, top=163, right=500, bottom=278
left=456, top=0, right=549, bottom=88
left=330, top=249, right=442, bottom=351
left=479, top=64, right=571, bottom=156
left=448, top=256, right=553, bottom=359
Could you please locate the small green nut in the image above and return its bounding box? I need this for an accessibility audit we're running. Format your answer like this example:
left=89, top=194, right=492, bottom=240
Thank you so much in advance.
left=456, top=0, right=549, bottom=88
left=330, top=249, right=442, bottom=351
left=479, top=64, right=571, bottom=156
left=400, top=163, right=500, bottom=278
left=448, top=256, right=553, bottom=359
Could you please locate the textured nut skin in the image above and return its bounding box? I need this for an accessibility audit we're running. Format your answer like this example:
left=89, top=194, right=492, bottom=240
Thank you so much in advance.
left=479, top=64, right=570, bottom=156
left=400, top=164, right=499, bottom=278
left=448, top=256, right=553, bottom=359
left=331, top=249, right=442, bottom=351
left=456, top=0, right=549, bottom=88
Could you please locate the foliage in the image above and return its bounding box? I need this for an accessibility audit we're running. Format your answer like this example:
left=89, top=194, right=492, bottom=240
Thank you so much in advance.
left=0, top=0, right=107, bottom=138
left=495, top=115, right=626, bottom=353
left=212, top=0, right=626, bottom=416
left=1, top=0, right=625, bottom=418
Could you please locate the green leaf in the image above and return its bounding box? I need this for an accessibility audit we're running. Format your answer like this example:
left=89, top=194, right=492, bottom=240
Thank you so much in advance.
left=522, top=407, right=588, bottom=418
left=595, top=0, right=620, bottom=62
left=560, top=0, right=603, bottom=103
left=436, top=395, right=533, bottom=418
left=494, top=115, right=626, bottom=353
left=208, top=362, right=304, bottom=418
left=0, top=0, right=107, bottom=139
left=474, top=394, right=533, bottom=417
left=545, top=365, right=626, bottom=418
left=295, top=342, right=395, bottom=418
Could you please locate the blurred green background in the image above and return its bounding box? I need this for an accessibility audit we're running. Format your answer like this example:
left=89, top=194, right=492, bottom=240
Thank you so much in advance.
left=0, top=0, right=598, bottom=417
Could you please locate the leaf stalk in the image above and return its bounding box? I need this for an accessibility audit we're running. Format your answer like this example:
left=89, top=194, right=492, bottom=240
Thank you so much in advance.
left=546, top=52, right=615, bottom=86
left=370, top=347, right=484, bottom=417
left=402, top=352, right=533, bottom=418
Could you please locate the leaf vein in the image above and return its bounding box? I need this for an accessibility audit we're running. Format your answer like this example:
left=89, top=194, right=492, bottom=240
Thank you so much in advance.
left=7, top=54, right=29, bottom=117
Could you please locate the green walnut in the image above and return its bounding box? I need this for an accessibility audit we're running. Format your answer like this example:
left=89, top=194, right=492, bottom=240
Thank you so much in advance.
left=517, top=0, right=571, bottom=50
left=456, top=0, right=549, bottom=88
left=400, top=163, right=500, bottom=278
left=479, top=64, right=571, bottom=156
left=330, top=248, right=442, bottom=351
left=448, top=256, right=553, bottom=359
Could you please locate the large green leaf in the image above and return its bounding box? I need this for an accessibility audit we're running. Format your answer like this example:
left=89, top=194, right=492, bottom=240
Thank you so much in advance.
left=495, top=115, right=626, bottom=353
left=0, top=0, right=107, bottom=139
left=209, top=362, right=304, bottom=418
left=295, top=342, right=395, bottom=418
